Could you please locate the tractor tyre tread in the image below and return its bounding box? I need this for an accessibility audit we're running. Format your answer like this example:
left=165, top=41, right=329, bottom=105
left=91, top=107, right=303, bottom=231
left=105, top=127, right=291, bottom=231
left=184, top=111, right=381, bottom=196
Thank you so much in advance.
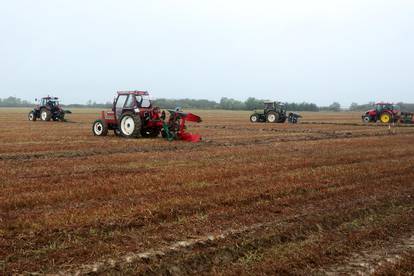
left=40, top=108, right=52, bottom=121
left=28, top=111, right=37, bottom=121
left=92, top=119, right=108, bottom=136
left=119, top=112, right=142, bottom=138
left=266, top=111, right=279, bottom=123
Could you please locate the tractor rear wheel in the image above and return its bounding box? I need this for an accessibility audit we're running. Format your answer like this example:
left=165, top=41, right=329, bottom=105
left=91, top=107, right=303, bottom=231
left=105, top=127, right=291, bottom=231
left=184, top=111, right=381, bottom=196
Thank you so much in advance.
left=92, top=120, right=108, bottom=136
left=266, top=111, right=279, bottom=123
left=40, top=109, right=51, bottom=121
left=28, top=111, right=36, bottom=121
left=120, top=112, right=141, bottom=138
left=380, top=113, right=392, bottom=123
left=250, top=114, right=259, bottom=123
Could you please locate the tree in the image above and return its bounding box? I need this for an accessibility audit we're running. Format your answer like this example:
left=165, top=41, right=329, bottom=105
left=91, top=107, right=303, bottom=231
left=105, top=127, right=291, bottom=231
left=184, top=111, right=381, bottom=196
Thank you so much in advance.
left=349, top=102, right=359, bottom=111
left=219, top=97, right=245, bottom=110
left=245, top=97, right=264, bottom=110
left=328, top=102, right=341, bottom=112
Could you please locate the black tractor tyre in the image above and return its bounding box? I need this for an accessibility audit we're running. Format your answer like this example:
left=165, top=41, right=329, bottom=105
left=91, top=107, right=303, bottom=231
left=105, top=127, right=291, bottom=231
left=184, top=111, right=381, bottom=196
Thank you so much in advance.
left=119, top=112, right=142, bottom=138
left=266, top=111, right=279, bottom=123
left=28, top=111, right=37, bottom=121
left=40, top=108, right=52, bottom=121
left=278, top=116, right=287, bottom=123
left=92, top=119, right=108, bottom=136
left=250, top=114, right=259, bottom=123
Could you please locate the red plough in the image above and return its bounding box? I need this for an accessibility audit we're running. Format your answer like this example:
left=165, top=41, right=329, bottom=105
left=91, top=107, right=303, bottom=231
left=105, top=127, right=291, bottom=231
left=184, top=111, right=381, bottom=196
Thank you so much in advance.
left=161, top=109, right=202, bottom=142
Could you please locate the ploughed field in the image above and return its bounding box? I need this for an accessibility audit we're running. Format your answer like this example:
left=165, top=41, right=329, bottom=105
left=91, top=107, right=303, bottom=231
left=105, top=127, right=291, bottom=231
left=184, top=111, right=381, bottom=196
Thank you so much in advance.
left=1, top=108, right=414, bottom=275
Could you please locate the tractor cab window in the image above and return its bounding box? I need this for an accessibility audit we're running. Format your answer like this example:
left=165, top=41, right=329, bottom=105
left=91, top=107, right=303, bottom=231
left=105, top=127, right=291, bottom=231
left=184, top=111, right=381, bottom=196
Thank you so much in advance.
left=134, top=94, right=151, bottom=108
left=41, top=99, right=49, bottom=106
left=41, top=98, right=58, bottom=106
left=141, top=95, right=151, bottom=108
left=264, top=103, right=273, bottom=110
left=116, top=95, right=128, bottom=109
left=124, top=95, right=136, bottom=108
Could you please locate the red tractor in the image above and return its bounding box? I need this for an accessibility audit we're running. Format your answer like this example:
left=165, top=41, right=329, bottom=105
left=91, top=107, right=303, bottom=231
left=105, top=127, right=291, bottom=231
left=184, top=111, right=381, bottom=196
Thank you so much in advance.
left=362, top=102, right=400, bottom=124
left=28, top=96, right=71, bottom=121
left=92, top=91, right=202, bottom=141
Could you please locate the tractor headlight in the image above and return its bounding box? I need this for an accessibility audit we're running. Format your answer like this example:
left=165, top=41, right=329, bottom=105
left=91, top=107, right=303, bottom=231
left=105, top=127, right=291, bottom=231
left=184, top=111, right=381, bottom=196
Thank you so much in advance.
left=134, top=108, right=140, bottom=113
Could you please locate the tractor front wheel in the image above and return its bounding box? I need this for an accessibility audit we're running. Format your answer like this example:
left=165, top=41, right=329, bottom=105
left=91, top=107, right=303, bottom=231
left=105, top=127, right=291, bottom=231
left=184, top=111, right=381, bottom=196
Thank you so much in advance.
left=92, top=120, right=108, bottom=136
left=120, top=112, right=141, bottom=138
left=40, top=109, right=52, bottom=121
left=250, top=114, right=259, bottom=123
left=28, top=111, right=36, bottom=121
left=362, top=115, right=371, bottom=123
left=266, top=112, right=279, bottom=123
left=380, top=113, right=392, bottom=123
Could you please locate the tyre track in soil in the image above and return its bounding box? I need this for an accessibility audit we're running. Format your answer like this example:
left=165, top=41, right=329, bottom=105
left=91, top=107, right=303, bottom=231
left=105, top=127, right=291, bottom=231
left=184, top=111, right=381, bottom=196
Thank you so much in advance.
left=51, top=212, right=322, bottom=275
left=51, top=194, right=413, bottom=275
left=322, top=235, right=414, bottom=275
left=195, top=122, right=414, bottom=129
left=300, top=121, right=414, bottom=128
left=1, top=131, right=413, bottom=162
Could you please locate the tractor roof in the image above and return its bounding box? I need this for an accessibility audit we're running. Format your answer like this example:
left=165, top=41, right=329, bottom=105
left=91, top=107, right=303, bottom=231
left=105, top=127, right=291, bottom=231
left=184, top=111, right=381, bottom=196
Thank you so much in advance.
left=42, top=96, right=59, bottom=100
left=117, top=90, right=149, bottom=96
left=375, top=102, right=393, bottom=105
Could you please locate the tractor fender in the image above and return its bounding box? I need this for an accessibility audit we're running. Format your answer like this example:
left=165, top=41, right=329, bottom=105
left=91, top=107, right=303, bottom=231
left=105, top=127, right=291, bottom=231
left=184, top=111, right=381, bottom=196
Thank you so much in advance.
left=367, top=110, right=377, bottom=116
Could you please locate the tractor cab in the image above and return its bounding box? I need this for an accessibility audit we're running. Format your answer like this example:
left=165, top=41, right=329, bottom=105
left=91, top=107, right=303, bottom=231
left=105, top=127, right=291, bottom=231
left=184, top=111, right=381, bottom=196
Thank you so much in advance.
left=264, top=101, right=274, bottom=110
left=374, top=103, right=397, bottom=113
left=264, top=101, right=286, bottom=114
left=38, top=97, right=60, bottom=109
left=112, top=91, right=156, bottom=121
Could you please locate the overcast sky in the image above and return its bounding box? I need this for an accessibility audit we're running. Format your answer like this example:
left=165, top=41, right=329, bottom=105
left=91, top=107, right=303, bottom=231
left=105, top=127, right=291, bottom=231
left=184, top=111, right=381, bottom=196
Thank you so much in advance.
left=1, top=0, right=413, bottom=106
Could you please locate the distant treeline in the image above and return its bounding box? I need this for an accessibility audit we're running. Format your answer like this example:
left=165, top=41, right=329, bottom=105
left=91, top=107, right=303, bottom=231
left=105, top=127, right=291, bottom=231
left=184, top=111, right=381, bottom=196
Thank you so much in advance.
left=0, top=96, right=320, bottom=111
left=0, top=97, right=32, bottom=107
left=1, top=96, right=413, bottom=112
left=153, top=97, right=320, bottom=111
